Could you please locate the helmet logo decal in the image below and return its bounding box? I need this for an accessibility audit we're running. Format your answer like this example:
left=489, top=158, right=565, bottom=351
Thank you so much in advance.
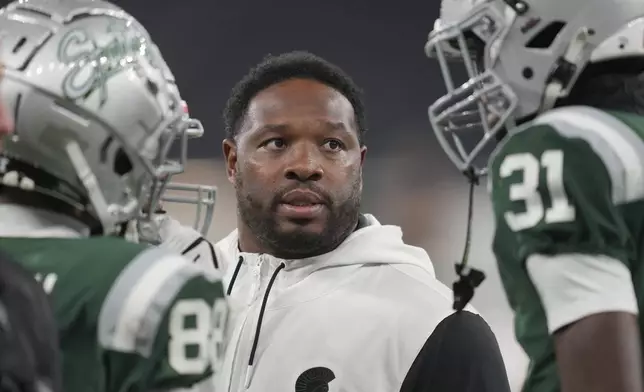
left=57, top=22, right=149, bottom=107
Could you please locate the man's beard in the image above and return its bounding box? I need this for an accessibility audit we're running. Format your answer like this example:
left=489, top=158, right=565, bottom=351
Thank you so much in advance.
left=235, top=174, right=361, bottom=259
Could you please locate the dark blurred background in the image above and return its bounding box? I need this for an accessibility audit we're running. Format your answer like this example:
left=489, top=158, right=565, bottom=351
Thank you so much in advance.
left=122, top=0, right=448, bottom=164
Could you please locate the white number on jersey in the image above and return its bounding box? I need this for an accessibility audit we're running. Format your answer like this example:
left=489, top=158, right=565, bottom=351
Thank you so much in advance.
left=168, top=298, right=213, bottom=374
left=210, top=298, right=228, bottom=375
left=499, top=150, right=576, bottom=231
left=33, top=272, right=58, bottom=295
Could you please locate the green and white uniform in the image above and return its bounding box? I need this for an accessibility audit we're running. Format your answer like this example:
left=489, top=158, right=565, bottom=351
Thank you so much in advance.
left=0, top=204, right=227, bottom=392
left=489, top=105, right=644, bottom=391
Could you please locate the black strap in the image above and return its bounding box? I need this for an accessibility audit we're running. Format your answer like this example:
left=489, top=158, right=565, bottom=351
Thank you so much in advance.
left=181, top=237, right=218, bottom=269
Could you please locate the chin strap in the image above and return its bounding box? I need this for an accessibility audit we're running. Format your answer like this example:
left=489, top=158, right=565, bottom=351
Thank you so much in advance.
left=452, top=167, right=486, bottom=312
left=542, top=26, right=594, bottom=111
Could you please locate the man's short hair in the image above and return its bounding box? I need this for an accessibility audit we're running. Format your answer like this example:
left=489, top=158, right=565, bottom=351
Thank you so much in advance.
left=557, top=58, right=644, bottom=114
left=223, top=51, right=367, bottom=144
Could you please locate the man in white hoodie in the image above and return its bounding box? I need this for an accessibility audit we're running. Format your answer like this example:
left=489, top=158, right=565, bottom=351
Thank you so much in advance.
left=178, top=50, right=509, bottom=392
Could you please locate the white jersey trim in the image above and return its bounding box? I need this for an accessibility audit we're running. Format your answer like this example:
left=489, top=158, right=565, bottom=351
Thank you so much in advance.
left=526, top=253, right=638, bottom=333
left=533, top=106, right=644, bottom=204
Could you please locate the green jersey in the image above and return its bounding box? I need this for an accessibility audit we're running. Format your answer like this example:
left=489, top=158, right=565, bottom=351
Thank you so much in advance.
left=0, top=235, right=227, bottom=392
left=489, top=105, right=644, bottom=391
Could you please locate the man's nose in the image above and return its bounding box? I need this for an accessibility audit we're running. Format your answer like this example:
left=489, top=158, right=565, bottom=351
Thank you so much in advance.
left=283, top=143, right=324, bottom=182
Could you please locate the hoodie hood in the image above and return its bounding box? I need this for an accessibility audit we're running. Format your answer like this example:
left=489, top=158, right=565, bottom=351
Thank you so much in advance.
left=216, top=214, right=435, bottom=280
left=214, top=214, right=439, bottom=390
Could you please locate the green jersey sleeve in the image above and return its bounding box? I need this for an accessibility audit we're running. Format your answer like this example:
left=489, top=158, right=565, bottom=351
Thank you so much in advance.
left=489, top=106, right=643, bottom=267
left=487, top=102, right=644, bottom=392
left=97, top=246, right=227, bottom=392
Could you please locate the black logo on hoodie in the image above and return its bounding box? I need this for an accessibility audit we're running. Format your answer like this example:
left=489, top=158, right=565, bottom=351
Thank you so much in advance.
left=295, top=367, right=336, bottom=392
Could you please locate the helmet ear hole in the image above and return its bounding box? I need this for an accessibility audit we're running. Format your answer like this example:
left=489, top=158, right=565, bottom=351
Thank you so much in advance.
left=113, top=148, right=132, bottom=176
left=526, top=21, right=566, bottom=49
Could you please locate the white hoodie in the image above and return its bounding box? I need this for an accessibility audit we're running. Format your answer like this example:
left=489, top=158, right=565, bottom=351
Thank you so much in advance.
left=213, top=214, right=471, bottom=392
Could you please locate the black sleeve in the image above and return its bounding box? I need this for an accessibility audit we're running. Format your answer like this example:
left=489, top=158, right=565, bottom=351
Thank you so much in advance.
left=400, top=311, right=511, bottom=392
left=0, top=251, right=62, bottom=392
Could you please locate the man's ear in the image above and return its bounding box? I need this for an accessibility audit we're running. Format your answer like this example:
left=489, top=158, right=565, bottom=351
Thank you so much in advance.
left=222, top=138, right=237, bottom=184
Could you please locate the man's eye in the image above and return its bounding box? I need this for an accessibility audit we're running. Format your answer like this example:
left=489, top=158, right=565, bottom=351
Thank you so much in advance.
left=263, top=138, right=286, bottom=149
left=323, top=139, right=344, bottom=151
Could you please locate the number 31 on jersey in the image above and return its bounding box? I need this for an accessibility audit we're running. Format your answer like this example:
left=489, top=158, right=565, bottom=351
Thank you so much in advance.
left=499, top=149, right=576, bottom=231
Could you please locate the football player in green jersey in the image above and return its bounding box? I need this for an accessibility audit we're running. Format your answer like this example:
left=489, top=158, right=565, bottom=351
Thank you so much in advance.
left=0, top=1, right=228, bottom=392
left=426, top=0, right=644, bottom=391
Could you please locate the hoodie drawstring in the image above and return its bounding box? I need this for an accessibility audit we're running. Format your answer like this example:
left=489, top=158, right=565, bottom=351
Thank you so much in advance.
left=244, top=261, right=285, bottom=388
left=227, top=256, right=244, bottom=295
left=227, top=255, right=286, bottom=388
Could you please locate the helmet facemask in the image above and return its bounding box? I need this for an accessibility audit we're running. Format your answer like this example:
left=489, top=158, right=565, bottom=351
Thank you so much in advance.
left=133, top=106, right=203, bottom=233
left=426, top=2, right=518, bottom=177
left=134, top=100, right=216, bottom=244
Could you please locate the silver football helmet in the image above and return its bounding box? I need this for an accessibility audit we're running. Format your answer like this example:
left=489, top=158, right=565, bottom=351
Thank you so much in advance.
left=426, top=0, right=644, bottom=176
left=0, top=0, right=204, bottom=235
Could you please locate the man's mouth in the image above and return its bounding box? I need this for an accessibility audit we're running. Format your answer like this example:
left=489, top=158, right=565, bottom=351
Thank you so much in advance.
left=277, top=203, right=325, bottom=219
left=284, top=200, right=319, bottom=206
left=278, top=189, right=326, bottom=219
